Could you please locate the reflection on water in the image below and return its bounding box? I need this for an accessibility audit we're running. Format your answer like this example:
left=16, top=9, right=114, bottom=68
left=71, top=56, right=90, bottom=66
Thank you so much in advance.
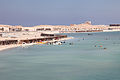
left=0, top=32, right=120, bottom=80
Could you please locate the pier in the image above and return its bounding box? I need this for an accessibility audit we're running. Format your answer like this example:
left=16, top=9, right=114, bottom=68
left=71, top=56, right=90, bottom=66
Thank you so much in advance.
left=0, top=34, right=67, bottom=45
left=0, top=32, right=68, bottom=51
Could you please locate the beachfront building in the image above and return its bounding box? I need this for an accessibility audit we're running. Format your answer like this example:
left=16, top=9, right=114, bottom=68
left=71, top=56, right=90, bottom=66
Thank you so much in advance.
left=0, top=21, right=117, bottom=33
left=34, top=25, right=54, bottom=31
left=0, top=27, right=9, bottom=32
left=0, top=25, right=10, bottom=32
left=9, top=25, right=23, bottom=32
left=108, top=24, right=120, bottom=31
left=22, top=27, right=35, bottom=31
left=50, top=21, right=108, bottom=33
left=103, top=24, right=120, bottom=32
left=0, top=25, right=23, bottom=32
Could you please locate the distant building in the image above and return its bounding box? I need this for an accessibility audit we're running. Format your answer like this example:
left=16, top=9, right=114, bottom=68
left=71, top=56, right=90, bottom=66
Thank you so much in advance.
left=110, top=24, right=120, bottom=26
left=84, top=21, right=92, bottom=25
left=0, top=25, right=9, bottom=32
left=1, top=21, right=117, bottom=33
left=107, top=24, right=120, bottom=31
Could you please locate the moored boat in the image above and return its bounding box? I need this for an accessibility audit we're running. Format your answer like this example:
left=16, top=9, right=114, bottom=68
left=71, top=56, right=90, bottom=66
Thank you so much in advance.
left=36, top=41, right=48, bottom=44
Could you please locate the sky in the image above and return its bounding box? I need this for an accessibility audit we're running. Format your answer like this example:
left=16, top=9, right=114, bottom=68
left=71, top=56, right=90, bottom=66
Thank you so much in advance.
left=0, top=0, right=120, bottom=26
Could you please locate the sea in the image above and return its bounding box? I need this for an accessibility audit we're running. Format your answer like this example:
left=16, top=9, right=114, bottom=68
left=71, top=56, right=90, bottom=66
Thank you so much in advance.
left=0, top=32, right=120, bottom=80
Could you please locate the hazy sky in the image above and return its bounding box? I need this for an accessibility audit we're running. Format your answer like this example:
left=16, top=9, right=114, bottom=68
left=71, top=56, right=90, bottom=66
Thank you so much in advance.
left=0, top=0, right=120, bottom=26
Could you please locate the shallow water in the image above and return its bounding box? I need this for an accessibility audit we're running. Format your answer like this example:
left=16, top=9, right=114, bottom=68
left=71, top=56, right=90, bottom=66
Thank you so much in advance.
left=0, top=32, right=120, bottom=80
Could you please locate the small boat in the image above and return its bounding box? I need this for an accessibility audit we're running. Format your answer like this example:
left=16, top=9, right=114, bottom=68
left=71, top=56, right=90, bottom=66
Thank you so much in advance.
left=37, top=41, right=48, bottom=44
left=88, top=33, right=93, bottom=35
left=61, top=41, right=65, bottom=43
left=69, top=43, right=73, bottom=45
left=52, top=41, right=62, bottom=45
left=103, top=48, right=107, bottom=50
left=21, top=42, right=34, bottom=48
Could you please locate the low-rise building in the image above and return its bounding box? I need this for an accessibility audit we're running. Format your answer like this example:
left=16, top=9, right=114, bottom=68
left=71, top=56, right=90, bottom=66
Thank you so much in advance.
left=1, top=21, right=120, bottom=33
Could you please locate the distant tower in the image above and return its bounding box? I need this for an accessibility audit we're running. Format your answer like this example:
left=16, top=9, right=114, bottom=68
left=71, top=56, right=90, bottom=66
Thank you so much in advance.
left=84, top=21, right=92, bottom=25
left=70, top=24, right=74, bottom=26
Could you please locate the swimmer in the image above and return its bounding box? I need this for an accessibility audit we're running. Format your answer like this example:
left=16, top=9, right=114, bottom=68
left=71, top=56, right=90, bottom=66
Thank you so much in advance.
left=99, top=45, right=103, bottom=47
left=103, top=48, right=107, bottom=50
left=94, top=45, right=97, bottom=47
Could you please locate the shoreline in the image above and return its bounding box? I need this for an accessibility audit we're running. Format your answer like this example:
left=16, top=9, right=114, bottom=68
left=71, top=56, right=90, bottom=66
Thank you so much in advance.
left=0, top=44, right=22, bottom=52
left=0, top=37, right=74, bottom=52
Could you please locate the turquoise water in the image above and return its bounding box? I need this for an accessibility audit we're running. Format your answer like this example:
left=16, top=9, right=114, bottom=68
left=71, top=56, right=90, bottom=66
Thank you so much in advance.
left=0, top=32, right=120, bottom=80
